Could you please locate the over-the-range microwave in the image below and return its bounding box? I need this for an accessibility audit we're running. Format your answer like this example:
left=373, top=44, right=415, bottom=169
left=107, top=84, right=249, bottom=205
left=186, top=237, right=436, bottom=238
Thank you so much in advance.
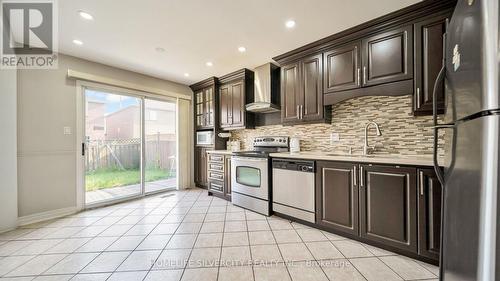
left=196, top=131, right=214, bottom=146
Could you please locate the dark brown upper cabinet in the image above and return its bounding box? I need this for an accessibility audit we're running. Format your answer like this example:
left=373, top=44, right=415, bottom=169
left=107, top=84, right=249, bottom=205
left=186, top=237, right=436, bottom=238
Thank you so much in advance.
left=322, top=26, right=415, bottom=105
left=418, top=168, right=442, bottom=260
left=219, top=69, right=254, bottom=130
left=413, top=14, right=449, bottom=116
left=274, top=1, right=456, bottom=107
left=316, top=161, right=359, bottom=237
left=323, top=41, right=362, bottom=93
left=190, top=77, right=217, bottom=130
left=361, top=25, right=413, bottom=87
left=281, top=62, right=301, bottom=123
left=281, top=54, right=328, bottom=125
left=359, top=164, right=417, bottom=253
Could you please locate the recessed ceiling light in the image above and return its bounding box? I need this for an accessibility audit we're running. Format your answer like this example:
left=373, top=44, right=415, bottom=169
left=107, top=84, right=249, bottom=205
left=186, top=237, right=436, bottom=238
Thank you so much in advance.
left=238, top=46, right=246, bottom=53
left=206, top=62, right=213, bottom=67
left=184, top=73, right=190, bottom=77
left=78, top=10, right=94, bottom=20
left=155, top=47, right=165, bottom=53
left=285, top=20, right=296, bottom=28
left=73, top=39, right=83, bottom=45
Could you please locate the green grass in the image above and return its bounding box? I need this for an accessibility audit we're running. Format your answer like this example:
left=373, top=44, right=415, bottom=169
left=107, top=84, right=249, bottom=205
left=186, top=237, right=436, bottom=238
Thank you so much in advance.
left=85, top=168, right=174, bottom=191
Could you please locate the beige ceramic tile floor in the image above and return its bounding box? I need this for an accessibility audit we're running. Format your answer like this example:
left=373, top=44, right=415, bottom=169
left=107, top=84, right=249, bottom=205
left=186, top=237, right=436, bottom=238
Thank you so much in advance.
left=0, top=188, right=439, bottom=281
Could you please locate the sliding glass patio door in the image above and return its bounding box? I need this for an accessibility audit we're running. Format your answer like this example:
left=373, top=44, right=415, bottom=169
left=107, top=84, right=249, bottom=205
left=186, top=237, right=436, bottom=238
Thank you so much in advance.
left=83, top=87, right=177, bottom=207
left=144, top=99, right=177, bottom=193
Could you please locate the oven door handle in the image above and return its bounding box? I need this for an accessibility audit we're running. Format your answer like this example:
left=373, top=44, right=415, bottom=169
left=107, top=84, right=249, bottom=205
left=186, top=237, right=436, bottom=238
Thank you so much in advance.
left=231, top=156, right=268, bottom=162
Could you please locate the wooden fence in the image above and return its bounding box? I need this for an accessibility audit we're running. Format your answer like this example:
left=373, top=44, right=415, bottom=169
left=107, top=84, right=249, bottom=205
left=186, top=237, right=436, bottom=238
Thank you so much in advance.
left=86, top=138, right=176, bottom=172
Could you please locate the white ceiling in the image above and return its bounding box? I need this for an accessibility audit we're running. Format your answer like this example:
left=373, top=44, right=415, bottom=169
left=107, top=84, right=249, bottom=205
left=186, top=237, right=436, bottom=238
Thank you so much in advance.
left=59, top=0, right=421, bottom=85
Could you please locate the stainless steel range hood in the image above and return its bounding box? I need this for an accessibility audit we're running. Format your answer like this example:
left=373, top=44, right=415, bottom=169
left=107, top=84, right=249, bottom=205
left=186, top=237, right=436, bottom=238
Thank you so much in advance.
left=246, top=63, right=280, bottom=113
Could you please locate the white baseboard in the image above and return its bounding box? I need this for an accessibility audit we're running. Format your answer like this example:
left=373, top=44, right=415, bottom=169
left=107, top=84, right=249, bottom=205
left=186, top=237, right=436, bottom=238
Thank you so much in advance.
left=0, top=226, right=18, bottom=234
left=18, top=206, right=78, bottom=226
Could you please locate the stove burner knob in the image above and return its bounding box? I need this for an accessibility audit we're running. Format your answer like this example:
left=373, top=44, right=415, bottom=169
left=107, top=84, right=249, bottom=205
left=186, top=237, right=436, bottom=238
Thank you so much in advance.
left=300, top=166, right=308, bottom=172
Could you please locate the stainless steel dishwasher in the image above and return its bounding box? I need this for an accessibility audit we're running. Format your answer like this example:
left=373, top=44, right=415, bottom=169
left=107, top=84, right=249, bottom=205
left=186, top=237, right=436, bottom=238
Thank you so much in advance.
left=272, top=159, right=315, bottom=223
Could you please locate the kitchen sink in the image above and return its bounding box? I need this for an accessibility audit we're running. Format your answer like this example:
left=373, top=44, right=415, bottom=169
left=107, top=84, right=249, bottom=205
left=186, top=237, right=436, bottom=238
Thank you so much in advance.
left=324, top=153, right=376, bottom=158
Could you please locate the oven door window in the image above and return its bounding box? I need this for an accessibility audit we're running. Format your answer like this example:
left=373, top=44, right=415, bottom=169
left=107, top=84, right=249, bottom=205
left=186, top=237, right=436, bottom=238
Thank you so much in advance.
left=236, top=166, right=261, bottom=187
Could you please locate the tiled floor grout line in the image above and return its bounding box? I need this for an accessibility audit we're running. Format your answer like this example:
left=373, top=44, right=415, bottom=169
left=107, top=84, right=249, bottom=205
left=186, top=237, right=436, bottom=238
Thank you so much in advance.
left=74, top=192, right=184, bottom=281
left=292, top=223, right=333, bottom=281
left=266, top=217, right=294, bottom=281
left=141, top=191, right=190, bottom=280
left=0, top=189, right=441, bottom=281
left=214, top=198, right=227, bottom=281
left=176, top=191, right=211, bottom=281
left=1, top=199, right=155, bottom=278
left=64, top=206, right=160, bottom=280
left=244, top=211, right=256, bottom=281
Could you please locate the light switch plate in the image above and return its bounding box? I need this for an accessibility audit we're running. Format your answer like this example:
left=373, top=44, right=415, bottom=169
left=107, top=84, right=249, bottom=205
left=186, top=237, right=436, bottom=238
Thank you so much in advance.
left=63, top=127, right=72, bottom=135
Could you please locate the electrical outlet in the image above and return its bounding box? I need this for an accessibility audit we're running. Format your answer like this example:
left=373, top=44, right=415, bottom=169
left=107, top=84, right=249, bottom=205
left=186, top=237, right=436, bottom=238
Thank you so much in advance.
left=63, top=127, right=72, bottom=135
left=330, top=132, right=340, bottom=144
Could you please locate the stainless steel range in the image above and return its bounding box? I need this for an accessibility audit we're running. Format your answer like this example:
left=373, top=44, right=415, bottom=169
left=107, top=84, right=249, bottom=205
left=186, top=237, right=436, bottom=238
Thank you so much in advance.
left=231, top=136, right=289, bottom=216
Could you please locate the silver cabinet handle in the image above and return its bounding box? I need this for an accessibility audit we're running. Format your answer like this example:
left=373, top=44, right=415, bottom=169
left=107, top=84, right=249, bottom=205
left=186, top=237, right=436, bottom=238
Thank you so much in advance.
left=360, top=166, right=364, bottom=187
left=353, top=165, right=357, bottom=186
left=300, top=105, right=304, bottom=119
left=357, top=68, right=361, bottom=86
left=363, top=66, right=367, bottom=85
left=419, top=171, right=425, bottom=196
left=296, top=105, right=300, bottom=119
left=416, top=87, right=421, bottom=108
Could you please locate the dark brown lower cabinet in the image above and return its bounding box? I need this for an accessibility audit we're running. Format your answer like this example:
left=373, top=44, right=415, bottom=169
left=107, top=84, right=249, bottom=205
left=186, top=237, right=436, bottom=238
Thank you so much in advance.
left=418, top=168, right=442, bottom=260
left=207, top=153, right=231, bottom=201
left=194, top=147, right=208, bottom=188
left=359, top=164, right=417, bottom=252
left=316, top=161, right=359, bottom=236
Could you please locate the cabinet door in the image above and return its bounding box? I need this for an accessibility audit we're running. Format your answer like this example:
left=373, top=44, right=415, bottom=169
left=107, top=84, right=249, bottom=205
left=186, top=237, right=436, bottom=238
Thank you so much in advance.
left=414, top=16, right=448, bottom=115
left=205, top=87, right=214, bottom=127
left=201, top=148, right=208, bottom=186
left=230, top=81, right=244, bottom=128
left=194, top=147, right=208, bottom=187
left=362, top=25, right=413, bottom=87
left=219, top=84, right=231, bottom=128
left=195, top=91, right=205, bottom=129
left=301, top=54, right=324, bottom=121
left=323, top=41, right=362, bottom=93
left=418, top=168, right=442, bottom=260
left=281, top=62, right=301, bottom=124
left=316, top=161, right=359, bottom=236
left=359, top=165, right=417, bottom=252
left=196, top=147, right=208, bottom=187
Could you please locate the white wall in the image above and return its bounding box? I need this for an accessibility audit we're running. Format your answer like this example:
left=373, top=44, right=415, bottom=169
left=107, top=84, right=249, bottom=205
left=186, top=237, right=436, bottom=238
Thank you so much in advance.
left=17, top=54, right=192, bottom=218
left=0, top=69, right=18, bottom=232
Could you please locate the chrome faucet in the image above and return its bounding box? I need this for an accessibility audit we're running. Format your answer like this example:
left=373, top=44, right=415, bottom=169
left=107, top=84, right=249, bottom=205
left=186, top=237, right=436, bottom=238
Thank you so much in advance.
left=363, top=121, right=382, bottom=155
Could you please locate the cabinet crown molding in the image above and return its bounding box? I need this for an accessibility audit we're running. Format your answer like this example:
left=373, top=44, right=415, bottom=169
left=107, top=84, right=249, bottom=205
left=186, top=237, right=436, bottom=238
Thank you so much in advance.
left=272, top=0, right=456, bottom=65
left=218, top=68, right=254, bottom=84
left=190, top=77, right=218, bottom=91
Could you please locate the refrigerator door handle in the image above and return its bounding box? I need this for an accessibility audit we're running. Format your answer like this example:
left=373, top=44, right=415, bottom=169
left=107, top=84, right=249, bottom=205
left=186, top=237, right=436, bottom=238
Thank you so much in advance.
left=433, top=63, right=447, bottom=186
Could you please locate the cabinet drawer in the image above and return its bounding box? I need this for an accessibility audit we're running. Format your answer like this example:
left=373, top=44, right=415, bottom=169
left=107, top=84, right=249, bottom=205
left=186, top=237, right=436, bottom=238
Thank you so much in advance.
left=208, top=171, right=224, bottom=181
left=208, top=154, right=224, bottom=163
left=209, top=181, right=224, bottom=192
left=208, top=163, right=224, bottom=172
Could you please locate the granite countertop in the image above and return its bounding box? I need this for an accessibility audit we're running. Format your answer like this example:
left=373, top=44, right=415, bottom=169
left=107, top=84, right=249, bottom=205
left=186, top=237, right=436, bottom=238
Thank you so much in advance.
left=269, top=151, right=442, bottom=167
left=205, top=150, right=442, bottom=166
left=206, top=150, right=233, bottom=155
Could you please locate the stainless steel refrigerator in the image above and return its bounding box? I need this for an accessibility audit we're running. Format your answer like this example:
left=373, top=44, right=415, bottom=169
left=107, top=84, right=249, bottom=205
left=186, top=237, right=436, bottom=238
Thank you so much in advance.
left=433, top=0, right=499, bottom=280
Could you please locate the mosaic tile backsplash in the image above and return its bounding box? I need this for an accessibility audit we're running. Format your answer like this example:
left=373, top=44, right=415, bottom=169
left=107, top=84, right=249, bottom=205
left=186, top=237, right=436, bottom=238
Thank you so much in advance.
left=231, top=95, right=445, bottom=156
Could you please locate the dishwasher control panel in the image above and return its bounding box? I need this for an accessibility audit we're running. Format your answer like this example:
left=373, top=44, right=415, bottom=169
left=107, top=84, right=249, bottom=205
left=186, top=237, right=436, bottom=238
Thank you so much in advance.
left=272, top=159, right=315, bottom=173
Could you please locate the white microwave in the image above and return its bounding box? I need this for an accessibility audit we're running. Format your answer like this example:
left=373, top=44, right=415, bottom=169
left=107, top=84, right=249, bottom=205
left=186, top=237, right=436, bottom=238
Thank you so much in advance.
left=196, top=131, right=214, bottom=146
